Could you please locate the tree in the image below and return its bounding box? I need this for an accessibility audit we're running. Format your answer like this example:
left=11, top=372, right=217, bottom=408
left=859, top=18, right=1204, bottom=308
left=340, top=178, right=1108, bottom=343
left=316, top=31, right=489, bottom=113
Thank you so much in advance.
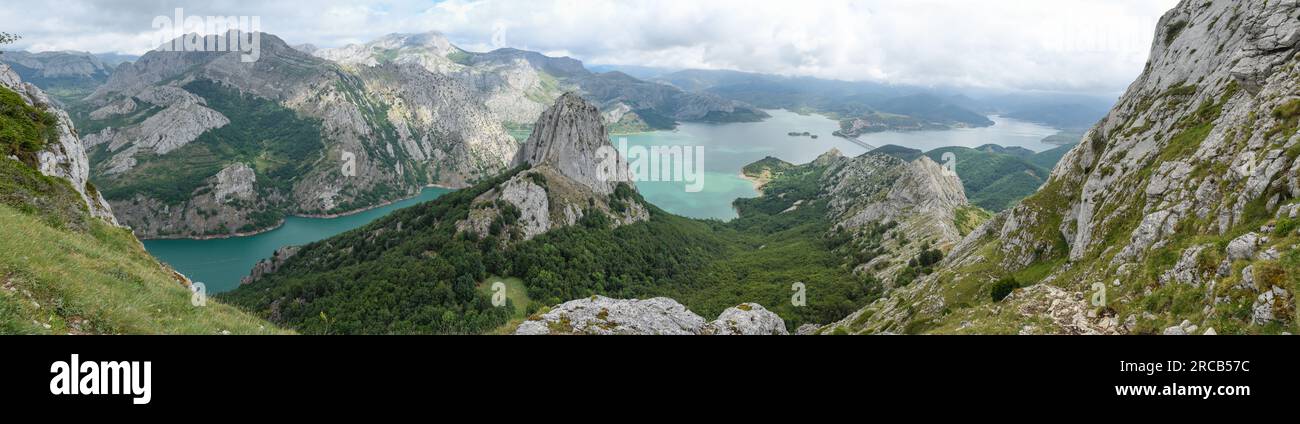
left=0, top=32, right=18, bottom=55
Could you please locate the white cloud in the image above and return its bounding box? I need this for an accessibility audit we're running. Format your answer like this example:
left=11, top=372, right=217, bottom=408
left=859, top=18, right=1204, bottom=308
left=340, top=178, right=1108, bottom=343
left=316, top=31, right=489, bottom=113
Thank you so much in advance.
left=0, top=0, right=1180, bottom=94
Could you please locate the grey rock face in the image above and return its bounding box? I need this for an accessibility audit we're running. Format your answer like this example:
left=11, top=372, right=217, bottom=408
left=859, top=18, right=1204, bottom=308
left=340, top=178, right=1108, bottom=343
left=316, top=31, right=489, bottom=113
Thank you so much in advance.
left=704, top=303, right=789, bottom=335
left=1227, top=233, right=1260, bottom=261
left=213, top=163, right=256, bottom=203
left=515, top=296, right=787, bottom=335
left=1252, top=286, right=1293, bottom=325
left=97, top=96, right=229, bottom=159
left=1159, top=244, right=1210, bottom=286
left=516, top=92, right=632, bottom=195
left=458, top=93, right=648, bottom=242
left=515, top=296, right=708, bottom=335
left=494, top=176, right=551, bottom=240
left=0, top=63, right=117, bottom=224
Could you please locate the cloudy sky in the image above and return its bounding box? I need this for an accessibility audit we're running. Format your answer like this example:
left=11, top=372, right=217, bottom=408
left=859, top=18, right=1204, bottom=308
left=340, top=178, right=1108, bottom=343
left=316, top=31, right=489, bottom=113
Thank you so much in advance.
left=1, top=0, right=1180, bottom=94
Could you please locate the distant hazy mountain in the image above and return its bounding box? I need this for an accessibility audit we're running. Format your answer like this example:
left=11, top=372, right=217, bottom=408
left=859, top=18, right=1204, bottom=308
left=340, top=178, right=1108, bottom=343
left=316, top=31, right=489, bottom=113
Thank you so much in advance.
left=587, top=64, right=677, bottom=79
left=0, top=51, right=116, bottom=104
left=974, top=92, right=1116, bottom=130
left=93, top=52, right=139, bottom=67
left=314, top=32, right=768, bottom=133
left=656, top=68, right=1118, bottom=134
left=654, top=69, right=994, bottom=134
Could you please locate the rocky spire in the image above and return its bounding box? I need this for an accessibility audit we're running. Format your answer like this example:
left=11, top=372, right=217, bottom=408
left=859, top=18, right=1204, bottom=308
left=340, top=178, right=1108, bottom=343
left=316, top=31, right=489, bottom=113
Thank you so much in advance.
left=459, top=93, right=648, bottom=242
left=515, top=91, right=632, bottom=195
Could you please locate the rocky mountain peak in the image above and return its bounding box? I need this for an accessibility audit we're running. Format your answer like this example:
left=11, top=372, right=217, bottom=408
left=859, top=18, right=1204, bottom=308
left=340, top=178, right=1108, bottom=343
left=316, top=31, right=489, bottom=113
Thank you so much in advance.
left=459, top=93, right=647, bottom=241
left=516, top=91, right=631, bottom=195
left=376, top=32, right=458, bottom=54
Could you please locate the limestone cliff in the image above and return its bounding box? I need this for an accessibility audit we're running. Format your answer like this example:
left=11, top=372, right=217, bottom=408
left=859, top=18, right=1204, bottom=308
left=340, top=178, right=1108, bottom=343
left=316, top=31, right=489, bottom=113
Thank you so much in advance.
left=831, top=0, right=1300, bottom=335
left=1, top=63, right=116, bottom=224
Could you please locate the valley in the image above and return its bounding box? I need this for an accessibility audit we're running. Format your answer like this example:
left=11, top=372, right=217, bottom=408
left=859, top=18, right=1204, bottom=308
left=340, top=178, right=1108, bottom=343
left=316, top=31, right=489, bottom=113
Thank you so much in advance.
left=1, top=0, right=1294, bottom=337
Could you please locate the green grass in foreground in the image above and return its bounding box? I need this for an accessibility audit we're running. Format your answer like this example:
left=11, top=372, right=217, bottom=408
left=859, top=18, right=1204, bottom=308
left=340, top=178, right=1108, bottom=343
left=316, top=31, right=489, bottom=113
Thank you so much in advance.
left=478, top=276, right=531, bottom=334
left=0, top=205, right=289, bottom=335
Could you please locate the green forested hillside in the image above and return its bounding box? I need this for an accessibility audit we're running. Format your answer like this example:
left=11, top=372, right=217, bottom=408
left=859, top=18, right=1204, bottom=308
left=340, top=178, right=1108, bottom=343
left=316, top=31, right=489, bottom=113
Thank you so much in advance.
left=223, top=159, right=879, bottom=334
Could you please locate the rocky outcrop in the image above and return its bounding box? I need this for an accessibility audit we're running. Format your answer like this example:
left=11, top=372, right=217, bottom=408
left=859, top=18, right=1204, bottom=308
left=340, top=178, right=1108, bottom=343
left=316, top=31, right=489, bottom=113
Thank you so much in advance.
left=90, top=94, right=229, bottom=162
left=515, top=92, right=633, bottom=195
left=241, top=245, right=300, bottom=285
left=515, top=296, right=786, bottom=335
left=798, top=150, right=972, bottom=286
left=831, top=0, right=1300, bottom=335
left=458, top=93, right=648, bottom=242
left=0, top=63, right=117, bottom=224
left=705, top=303, right=790, bottom=335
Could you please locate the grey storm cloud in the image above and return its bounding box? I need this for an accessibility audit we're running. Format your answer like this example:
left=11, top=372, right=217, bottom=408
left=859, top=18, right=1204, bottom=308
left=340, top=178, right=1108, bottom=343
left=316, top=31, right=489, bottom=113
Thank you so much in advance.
left=1, top=0, right=1180, bottom=94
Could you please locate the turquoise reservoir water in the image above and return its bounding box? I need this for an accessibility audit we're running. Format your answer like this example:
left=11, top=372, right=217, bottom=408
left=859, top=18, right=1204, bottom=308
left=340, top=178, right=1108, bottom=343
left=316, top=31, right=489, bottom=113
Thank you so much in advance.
left=143, top=187, right=451, bottom=294
left=618, top=110, right=1058, bottom=221
left=617, top=109, right=868, bottom=221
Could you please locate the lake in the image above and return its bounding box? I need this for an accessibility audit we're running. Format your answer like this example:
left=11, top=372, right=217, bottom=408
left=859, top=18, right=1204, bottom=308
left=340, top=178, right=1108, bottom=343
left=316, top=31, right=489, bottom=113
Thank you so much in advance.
left=145, top=111, right=1056, bottom=293
left=619, top=110, right=1058, bottom=221
left=143, top=187, right=451, bottom=294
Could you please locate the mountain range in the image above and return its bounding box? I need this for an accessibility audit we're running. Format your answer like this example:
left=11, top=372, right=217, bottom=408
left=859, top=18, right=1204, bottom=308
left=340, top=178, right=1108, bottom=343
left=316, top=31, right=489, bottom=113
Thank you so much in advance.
left=2, top=0, right=1294, bottom=336
left=75, top=32, right=517, bottom=239
left=313, top=32, right=770, bottom=134
left=651, top=68, right=1115, bottom=132
left=227, top=0, right=1300, bottom=335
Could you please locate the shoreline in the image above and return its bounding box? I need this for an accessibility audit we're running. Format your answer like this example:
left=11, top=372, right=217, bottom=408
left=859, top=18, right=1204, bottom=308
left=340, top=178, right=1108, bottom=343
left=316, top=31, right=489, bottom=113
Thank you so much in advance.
left=738, top=170, right=768, bottom=196
left=137, top=184, right=460, bottom=241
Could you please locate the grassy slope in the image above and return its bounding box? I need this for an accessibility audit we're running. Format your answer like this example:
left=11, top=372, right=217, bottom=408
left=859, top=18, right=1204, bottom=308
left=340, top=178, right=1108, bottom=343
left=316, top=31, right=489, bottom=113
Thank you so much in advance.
left=0, top=204, right=288, bottom=334
left=1, top=82, right=284, bottom=335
